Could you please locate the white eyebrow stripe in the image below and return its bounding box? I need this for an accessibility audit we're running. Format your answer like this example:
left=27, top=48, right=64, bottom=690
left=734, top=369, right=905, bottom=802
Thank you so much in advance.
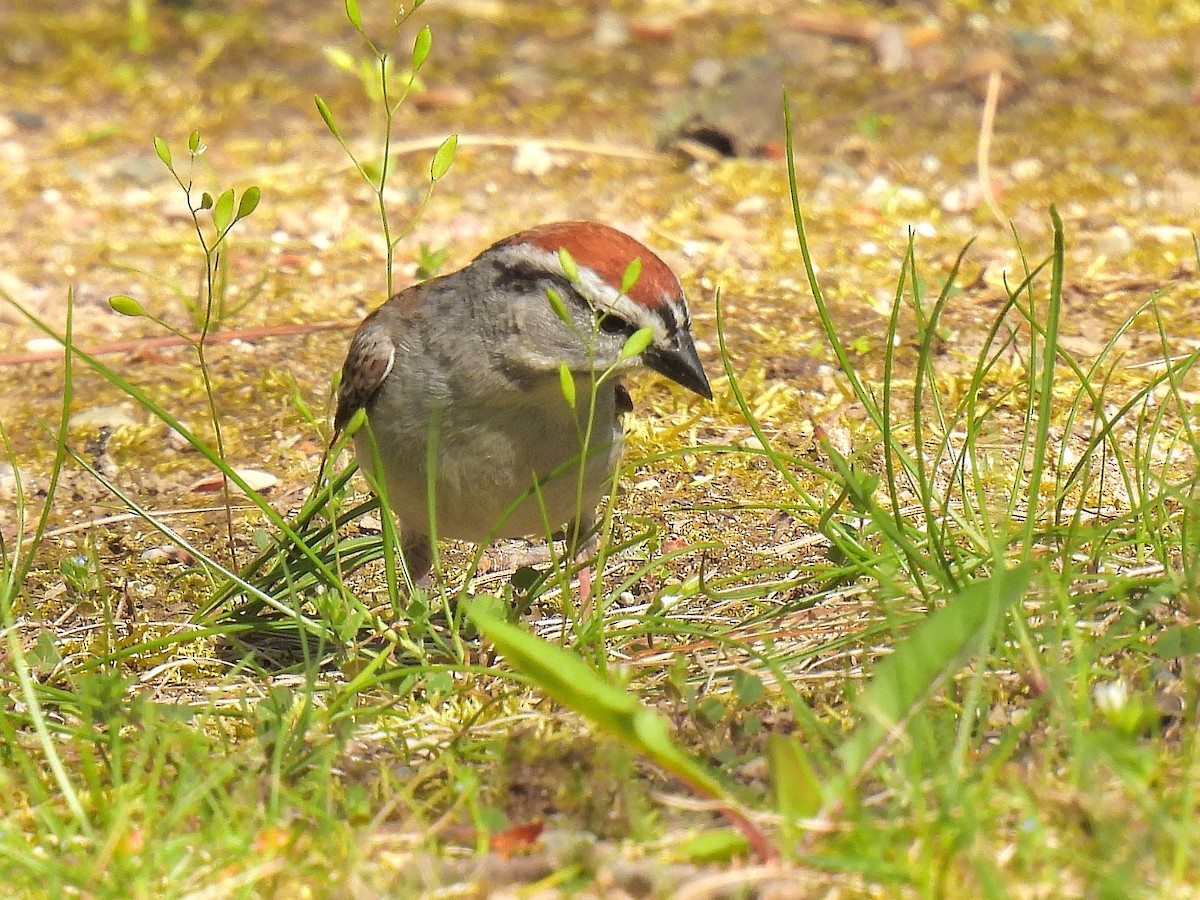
left=487, top=242, right=668, bottom=340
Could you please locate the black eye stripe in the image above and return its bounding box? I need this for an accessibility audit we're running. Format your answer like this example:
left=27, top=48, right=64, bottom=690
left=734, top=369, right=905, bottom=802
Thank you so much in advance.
left=494, top=260, right=552, bottom=295
left=658, top=300, right=678, bottom=336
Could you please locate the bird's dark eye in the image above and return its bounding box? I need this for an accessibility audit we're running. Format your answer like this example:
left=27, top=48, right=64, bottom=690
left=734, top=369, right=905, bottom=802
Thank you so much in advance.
left=597, top=312, right=632, bottom=335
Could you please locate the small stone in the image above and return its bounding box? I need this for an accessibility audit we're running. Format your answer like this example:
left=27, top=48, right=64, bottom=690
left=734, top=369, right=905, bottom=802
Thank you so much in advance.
left=941, top=181, right=983, bottom=213
left=165, top=425, right=195, bottom=452
left=1144, top=225, right=1192, bottom=243
left=872, top=23, right=912, bottom=72
left=8, top=110, right=46, bottom=130
left=732, top=194, right=767, bottom=215
left=1096, top=224, right=1133, bottom=257
left=703, top=213, right=749, bottom=243
left=628, top=14, right=676, bottom=42
left=862, top=175, right=891, bottom=199
left=511, top=141, right=560, bottom=176
left=504, top=64, right=553, bottom=104
left=25, top=337, right=62, bottom=355
left=1010, top=158, right=1044, bottom=181
left=689, top=57, right=726, bottom=89
left=141, top=546, right=174, bottom=564
left=592, top=10, right=629, bottom=50
left=1160, top=171, right=1200, bottom=216
left=412, top=85, right=473, bottom=111
left=70, top=404, right=139, bottom=431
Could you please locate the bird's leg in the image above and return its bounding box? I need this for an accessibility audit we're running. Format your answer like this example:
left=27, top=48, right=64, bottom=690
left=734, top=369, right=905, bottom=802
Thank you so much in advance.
left=400, top=532, right=434, bottom=590
left=560, top=518, right=601, bottom=613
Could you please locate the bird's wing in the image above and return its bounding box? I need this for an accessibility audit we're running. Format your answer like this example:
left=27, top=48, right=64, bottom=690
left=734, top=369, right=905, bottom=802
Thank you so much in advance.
left=333, top=316, right=395, bottom=438
left=332, top=281, right=439, bottom=440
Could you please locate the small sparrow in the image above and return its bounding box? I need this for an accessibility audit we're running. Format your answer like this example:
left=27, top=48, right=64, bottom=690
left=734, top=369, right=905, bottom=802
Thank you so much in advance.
left=333, top=221, right=712, bottom=587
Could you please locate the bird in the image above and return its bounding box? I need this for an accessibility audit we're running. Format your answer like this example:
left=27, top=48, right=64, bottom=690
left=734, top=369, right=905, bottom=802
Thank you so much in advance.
left=332, top=220, right=712, bottom=593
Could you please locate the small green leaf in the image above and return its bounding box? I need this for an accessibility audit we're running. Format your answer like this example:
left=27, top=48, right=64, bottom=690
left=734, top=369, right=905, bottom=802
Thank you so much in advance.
left=346, top=407, right=368, bottom=435
left=620, top=257, right=642, bottom=294
left=698, top=697, right=726, bottom=725
left=153, top=136, right=172, bottom=169
left=733, top=671, right=763, bottom=705
left=344, top=0, right=362, bottom=29
left=322, top=46, right=356, bottom=74
left=212, top=188, right=235, bottom=233
left=558, top=362, right=576, bottom=409
left=314, top=95, right=341, bottom=139
left=767, top=734, right=823, bottom=819
left=108, top=295, right=146, bottom=318
left=620, top=326, right=654, bottom=360
left=362, top=158, right=384, bottom=188
left=199, top=192, right=213, bottom=211
left=545, top=287, right=572, bottom=325
left=558, top=247, right=579, bottom=283
left=236, top=186, right=261, bottom=221
left=675, top=829, right=749, bottom=864
left=430, top=134, right=456, bottom=182
left=1153, top=625, right=1200, bottom=658
left=412, top=25, right=432, bottom=70
left=187, top=130, right=200, bottom=153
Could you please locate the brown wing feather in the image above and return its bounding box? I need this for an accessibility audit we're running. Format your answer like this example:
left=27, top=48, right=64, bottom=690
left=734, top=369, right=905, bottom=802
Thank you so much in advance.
left=332, top=281, right=440, bottom=440
left=332, top=316, right=396, bottom=438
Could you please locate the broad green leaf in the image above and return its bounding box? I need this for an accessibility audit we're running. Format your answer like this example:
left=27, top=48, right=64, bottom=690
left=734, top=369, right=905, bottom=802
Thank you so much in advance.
left=236, top=186, right=261, bottom=221
left=557, top=362, right=576, bottom=409
left=344, top=0, right=362, bottom=29
left=767, top=733, right=822, bottom=819
left=108, top=295, right=146, bottom=318
left=468, top=602, right=728, bottom=801
left=412, top=25, right=432, bottom=70
left=545, top=287, right=571, bottom=325
left=212, top=188, right=235, bottom=233
left=430, top=134, right=456, bottom=181
left=558, top=247, right=579, bottom=283
left=620, top=326, right=654, bottom=360
left=621, top=257, right=642, bottom=294
left=153, top=136, right=171, bottom=169
left=837, top=562, right=1032, bottom=776
left=314, top=95, right=341, bottom=139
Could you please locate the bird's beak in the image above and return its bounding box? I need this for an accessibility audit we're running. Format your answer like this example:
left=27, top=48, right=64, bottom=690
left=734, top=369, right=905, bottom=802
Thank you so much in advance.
left=644, top=329, right=713, bottom=400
